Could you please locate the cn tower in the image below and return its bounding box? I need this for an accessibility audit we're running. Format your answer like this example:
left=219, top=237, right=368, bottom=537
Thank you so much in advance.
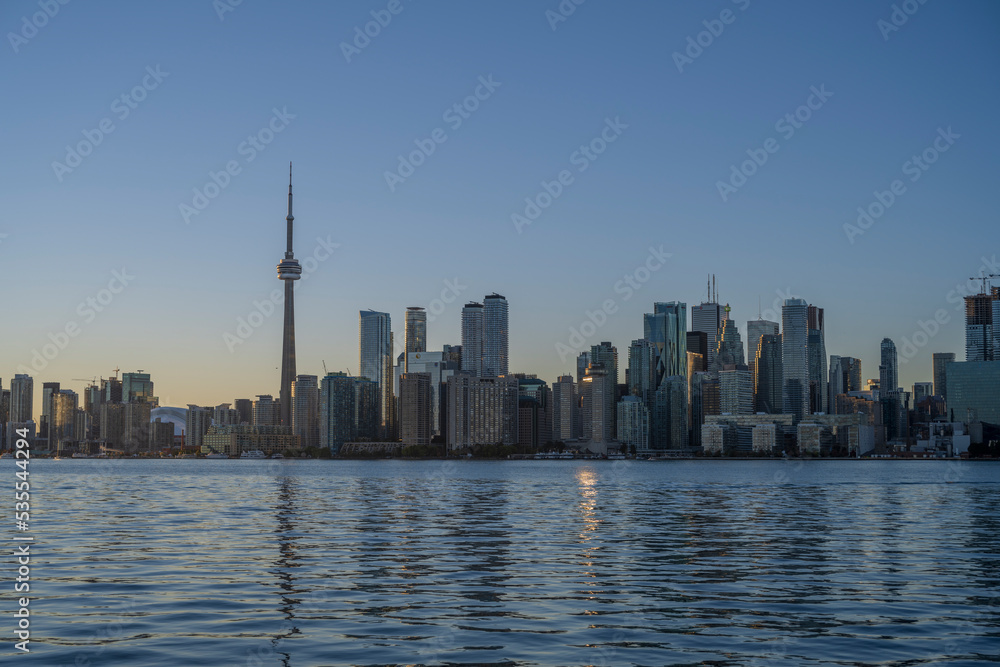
left=277, top=163, right=302, bottom=427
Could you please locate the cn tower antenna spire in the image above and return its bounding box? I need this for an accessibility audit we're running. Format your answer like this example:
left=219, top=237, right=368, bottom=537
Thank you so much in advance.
left=286, top=162, right=294, bottom=256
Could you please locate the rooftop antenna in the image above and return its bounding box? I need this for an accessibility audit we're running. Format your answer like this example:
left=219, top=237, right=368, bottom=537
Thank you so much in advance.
left=707, top=275, right=711, bottom=302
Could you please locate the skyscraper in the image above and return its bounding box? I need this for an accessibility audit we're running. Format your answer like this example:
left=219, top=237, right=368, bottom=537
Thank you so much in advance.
left=807, top=305, right=827, bottom=415
left=359, top=309, right=394, bottom=438
left=445, top=374, right=519, bottom=451
left=291, top=375, right=319, bottom=449
left=755, top=333, right=783, bottom=413
left=10, top=375, right=33, bottom=424
left=692, top=301, right=724, bottom=370
left=828, top=355, right=862, bottom=413
left=590, top=342, right=618, bottom=438
left=576, top=351, right=590, bottom=385
left=483, top=293, right=509, bottom=377
left=404, top=307, right=427, bottom=373
left=712, top=310, right=745, bottom=371
left=233, top=398, right=253, bottom=425
left=627, top=339, right=656, bottom=405
left=551, top=375, right=576, bottom=442
left=401, top=351, right=458, bottom=437
left=617, top=395, right=649, bottom=454
left=686, top=331, right=708, bottom=372
left=41, top=381, right=60, bottom=442
left=720, top=368, right=754, bottom=415
left=964, top=288, right=999, bottom=361
left=277, top=164, right=302, bottom=428
left=399, top=372, right=433, bottom=447
left=580, top=363, right=612, bottom=444
left=932, top=352, right=955, bottom=400
left=186, top=405, right=213, bottom=450
left=644, top=302, right=687, bottom=389
left=122, top=372, right=154, bottom=404
left=253, top=395, right=280, bottom=426
left=461, top=302, right=484, bottom=377
left=782, top=298, right=809, bottom=421
left=880, top=338, right=898, bottom=394
left=319, top=372, right=358, bottom=454
left=652, top=375, right=688, bottom=450
left=746, top=319, right=779, bottom=391
left=51, top=390, right=78, bottom=451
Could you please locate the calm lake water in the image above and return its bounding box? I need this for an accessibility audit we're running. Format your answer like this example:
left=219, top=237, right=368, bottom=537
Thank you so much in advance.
left=3, top=459, right=998, bottom=666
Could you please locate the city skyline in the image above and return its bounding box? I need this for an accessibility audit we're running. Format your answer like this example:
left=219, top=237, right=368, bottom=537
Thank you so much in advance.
left=3, top=1, right=998, bottom=410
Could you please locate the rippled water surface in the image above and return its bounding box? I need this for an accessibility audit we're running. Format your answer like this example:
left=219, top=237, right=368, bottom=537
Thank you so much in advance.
left=3, top=459, right=999, bottom=666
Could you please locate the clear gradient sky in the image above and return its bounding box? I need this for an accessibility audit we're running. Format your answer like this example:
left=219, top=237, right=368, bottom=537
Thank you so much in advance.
left=2, top=0, right=998, bottom=413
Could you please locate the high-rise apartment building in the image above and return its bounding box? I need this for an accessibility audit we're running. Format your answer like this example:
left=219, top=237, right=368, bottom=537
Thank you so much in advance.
left=400, top=351, right=458, bottom=436
left=10, top=375, right=34, bottom=424
left=551, top=375, right=576, bottom=442
left=253, top=395, right=280, bottom=426
left=319, top=373, right=357, bottom=454
left=213, top=404, right=240, bottom=426
left=41, top=381, right=60, bottom=442
left=580, top=363, right=613, bottom=444
left=404, top=307, right=427, bottom=373
left=807, top=305, right=827, bottom=415
left=186, top=405, right=213, bottom=450
left=617, top=396, right=649, bottom=454
left=964, top=287, right=999, bottom=361
left=590, top=342, right=618, bottom=438
left=782, top=298, right=810, bottom=422
left=880, top=338, right=898, bottom=394
left=461, top=302, right=485, bottom=377
left=517, top=377, right=552, bottom=450
left=627, top=339, right=656, bottom=407
left=652, top=375, right=688, bottom=450
left=483, top=293, right=509, bottom=377
left=291, top=375, right=319, bottom=449
left=399, top=372, right=433, bottom=448
left=445, top=374, right=519, bottom=451
left=233, top=398, right=253, bottom=425
left=51, top=390, right=78, bottom=450
left=359, top=309, right=394, bottom=438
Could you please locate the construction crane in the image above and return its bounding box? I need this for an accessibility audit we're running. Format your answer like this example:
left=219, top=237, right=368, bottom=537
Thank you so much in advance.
left=969, top=272, right=1000, bottom=295
left=111, top=367, right=120, bottom=380
left=322, top=360, right=328, bottom=375
left=71, top=377, right=98, bottom=386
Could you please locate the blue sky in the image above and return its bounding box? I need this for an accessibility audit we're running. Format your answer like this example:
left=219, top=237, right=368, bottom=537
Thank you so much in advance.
left=2, top=0, right=998, bottom=410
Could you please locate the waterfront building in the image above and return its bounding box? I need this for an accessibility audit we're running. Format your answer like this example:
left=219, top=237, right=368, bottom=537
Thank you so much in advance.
left=461, top=302, right=485, bottom=377
left=291, top=375, right=319, bottom=448
left=782, top=299, right=810, bottom=421
left=359, top=309, right=394, bottom=438
left=483, top=293, right=509, bottom=377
